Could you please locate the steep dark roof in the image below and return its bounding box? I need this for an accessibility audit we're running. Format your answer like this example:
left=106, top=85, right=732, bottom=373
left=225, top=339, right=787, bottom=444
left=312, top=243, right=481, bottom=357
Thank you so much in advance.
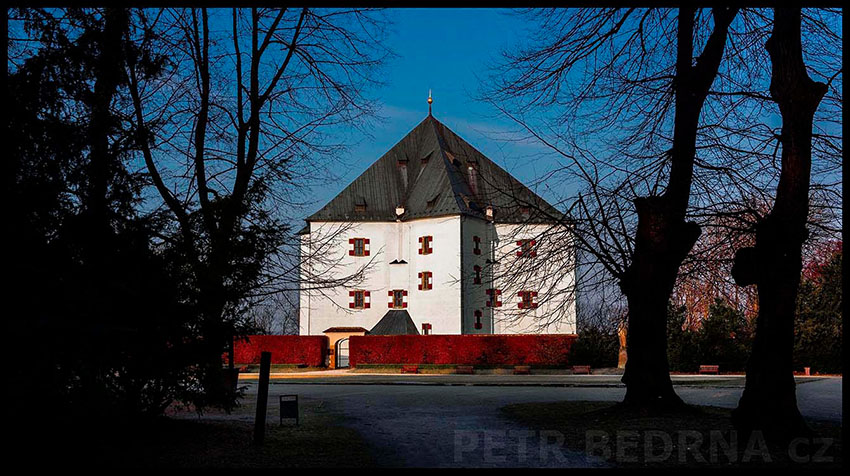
left=368, top=310, right=420, bottom=335
left=306, top=115, right=563, bottom=224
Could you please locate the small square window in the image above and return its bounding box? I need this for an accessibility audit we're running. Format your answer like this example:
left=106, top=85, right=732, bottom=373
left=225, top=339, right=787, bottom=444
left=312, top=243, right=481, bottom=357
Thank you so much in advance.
left=518, top=291, right=538, bottom=309
left=418, top=271, right=433, bottom=290
left=419, top=235, right=433, bottom=255
left=349, top=238, right=370, bottom=257
left=349, top=290, right=370, bottom=309
left=516, top=240, right=536, bottom=258
left=486, top=288, right=502, bottom=307
left=389, top=289, right=407, bottom=309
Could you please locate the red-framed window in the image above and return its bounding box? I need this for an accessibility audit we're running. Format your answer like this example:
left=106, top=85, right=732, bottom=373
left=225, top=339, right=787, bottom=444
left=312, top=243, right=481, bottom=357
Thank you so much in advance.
left=473, top=265, right=482, bottom=284
left=388, top=289, right=408, bottom=308
left=485, top=288, right=502, bottom=307
left=349, top=290, right=370, bottom=309
left=349, top=238, right=370, bottom=256
left=418, top=271, right=433, bottom=290
left=418, top=235, right=433, bottom=255
left=474, top=310, right=483, bottom=330
left=516, top=239, right=536, bottom=258
left=518, top=291, right=538, bottom=309
left=473, top=236, right=481, bottom=255
left=422, top=323, right=432, bottom=335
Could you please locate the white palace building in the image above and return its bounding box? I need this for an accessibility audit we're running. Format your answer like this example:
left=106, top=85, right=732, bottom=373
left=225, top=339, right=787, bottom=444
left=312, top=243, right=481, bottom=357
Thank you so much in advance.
left=299, top=100, right=576, bottom=344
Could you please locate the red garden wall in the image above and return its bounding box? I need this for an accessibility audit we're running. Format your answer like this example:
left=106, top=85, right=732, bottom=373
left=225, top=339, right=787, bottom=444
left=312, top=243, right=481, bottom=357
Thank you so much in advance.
left=234, top=335, right=328, bottom=367
left=349, top=334, right=577, bottom=367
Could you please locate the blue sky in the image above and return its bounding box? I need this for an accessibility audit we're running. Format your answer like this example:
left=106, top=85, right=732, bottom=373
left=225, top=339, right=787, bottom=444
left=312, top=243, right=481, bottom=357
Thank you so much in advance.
left=305, top=9, right=562, bottom=220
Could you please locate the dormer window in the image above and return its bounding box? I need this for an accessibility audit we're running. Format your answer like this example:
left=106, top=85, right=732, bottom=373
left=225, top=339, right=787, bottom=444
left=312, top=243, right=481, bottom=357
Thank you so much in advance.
left=467, top=164, right=478, bottom=195
left=426, top=193, right=439, bottom=210
left=397, top=159, right=409, bottom=189
left=354, top=196, right=367, bottom=212
left=349, top=238, right=370, bottom=257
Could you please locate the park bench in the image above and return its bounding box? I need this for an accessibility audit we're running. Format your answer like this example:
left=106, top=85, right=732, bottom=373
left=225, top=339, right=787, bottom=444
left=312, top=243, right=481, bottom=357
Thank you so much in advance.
left=401, top=365, right=419, bottom=374
left=455, top=365, right=475, bottom=374
left=513, top=365, right=531, bottom=375
left=572, top=365, right=591, bottom=375
left=699, top=365, right=720, bottom=375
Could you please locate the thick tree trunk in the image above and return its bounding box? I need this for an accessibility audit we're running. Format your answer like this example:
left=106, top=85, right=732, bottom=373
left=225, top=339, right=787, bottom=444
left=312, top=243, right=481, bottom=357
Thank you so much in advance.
left=619, top=7, right=737, bottom=409
left=621, top=197, right=700, bottom=407
left=731, top=8, right=827, bottom=440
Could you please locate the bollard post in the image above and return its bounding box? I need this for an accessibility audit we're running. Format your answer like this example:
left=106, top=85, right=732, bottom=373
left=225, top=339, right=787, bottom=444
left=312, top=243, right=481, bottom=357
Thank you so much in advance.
left=253, top=351, right=271, bottom=445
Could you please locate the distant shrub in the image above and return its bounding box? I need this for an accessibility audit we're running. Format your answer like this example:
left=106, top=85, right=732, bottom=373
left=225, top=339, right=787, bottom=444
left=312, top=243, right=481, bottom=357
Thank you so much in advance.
left=794, top=246, right=842, bottom=374
left=568, top=326, right=619, bottom=368
left=667, top=301, right=753, bottom=373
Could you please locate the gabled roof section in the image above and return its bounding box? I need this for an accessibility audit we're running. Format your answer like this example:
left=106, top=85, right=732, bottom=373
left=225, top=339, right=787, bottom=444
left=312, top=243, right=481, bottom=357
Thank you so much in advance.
left=306, top=115, right=563, bottom=224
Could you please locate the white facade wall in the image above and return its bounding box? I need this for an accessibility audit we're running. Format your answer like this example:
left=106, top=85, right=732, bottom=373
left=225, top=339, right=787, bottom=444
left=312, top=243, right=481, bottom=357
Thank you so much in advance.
left=491, top=223, right=577, bottom=334
left=299, top=216, right=577, bottom=336
left=459, top=215, right=494, bottom=334
left=299, top=216, right=462, bottom=336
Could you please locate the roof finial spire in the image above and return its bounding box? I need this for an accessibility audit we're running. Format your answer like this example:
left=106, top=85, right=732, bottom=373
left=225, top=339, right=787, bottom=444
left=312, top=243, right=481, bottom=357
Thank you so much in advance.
left=428, top=89, right=433, bottom=116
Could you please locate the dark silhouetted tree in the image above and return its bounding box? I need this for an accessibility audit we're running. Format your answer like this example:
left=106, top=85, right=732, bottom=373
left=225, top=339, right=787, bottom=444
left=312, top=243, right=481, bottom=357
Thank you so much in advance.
left=486, top=7, right=738, bottom=409
left=7, top=7, right=203, bottom=424
left=731, top=7, right=829, bottom=440
left=124, top=8, right=389, bottom=408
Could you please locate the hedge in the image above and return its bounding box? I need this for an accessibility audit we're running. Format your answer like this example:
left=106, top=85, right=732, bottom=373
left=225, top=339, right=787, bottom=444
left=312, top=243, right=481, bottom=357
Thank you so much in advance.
left=233, top=335, right=328, bottom=367
left=349, top=334, right=577, bottom=367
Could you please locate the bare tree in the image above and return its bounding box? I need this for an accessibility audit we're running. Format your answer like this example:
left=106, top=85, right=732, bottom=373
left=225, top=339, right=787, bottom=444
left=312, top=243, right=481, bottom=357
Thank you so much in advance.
left=123, top=7, right=389, bottom=405
left=730, top=7, right=829, bottom=440
left=484, top=6, right=840, bottom=409
left=616, top=7, right=738, bottom=408
left=485, top=7, right=738, bottom=408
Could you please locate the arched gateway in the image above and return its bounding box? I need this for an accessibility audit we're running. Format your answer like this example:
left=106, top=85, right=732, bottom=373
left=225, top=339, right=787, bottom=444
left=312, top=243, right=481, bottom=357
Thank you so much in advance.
left=335, top=338, right=350, bottom=369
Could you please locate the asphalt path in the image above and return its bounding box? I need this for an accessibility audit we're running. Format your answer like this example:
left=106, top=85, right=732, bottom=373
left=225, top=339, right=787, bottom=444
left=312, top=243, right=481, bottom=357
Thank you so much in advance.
left=234, top=376, right=840, bottom=467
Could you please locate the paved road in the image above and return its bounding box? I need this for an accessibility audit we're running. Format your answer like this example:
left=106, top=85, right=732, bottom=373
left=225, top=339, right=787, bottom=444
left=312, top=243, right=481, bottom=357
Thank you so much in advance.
left=235, top=377, right=840, bottom=467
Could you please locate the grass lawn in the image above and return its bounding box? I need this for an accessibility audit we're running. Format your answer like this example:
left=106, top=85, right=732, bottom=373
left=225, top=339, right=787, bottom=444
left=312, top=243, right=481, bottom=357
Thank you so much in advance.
left=500, top=401, right=842, bottom=468
left=35, top=398, right=374, bottom=468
